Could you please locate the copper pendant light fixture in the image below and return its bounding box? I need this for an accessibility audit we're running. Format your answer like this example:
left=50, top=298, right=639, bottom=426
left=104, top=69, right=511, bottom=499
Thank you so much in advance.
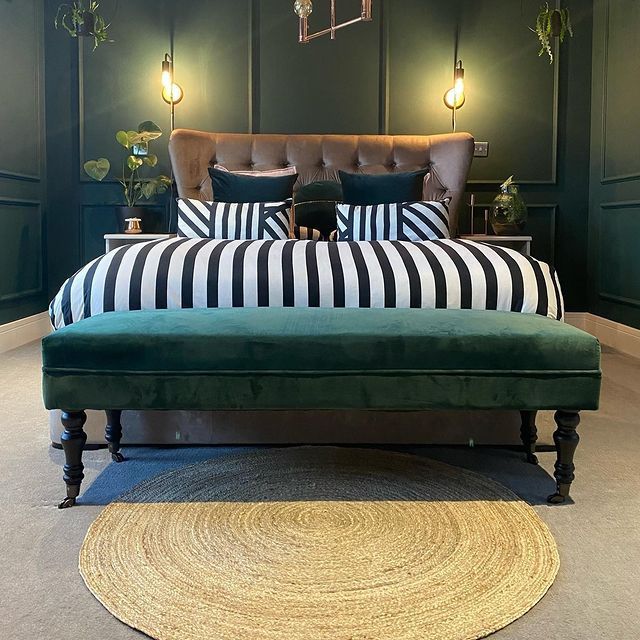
left=294, top=0, right=373, bottom=44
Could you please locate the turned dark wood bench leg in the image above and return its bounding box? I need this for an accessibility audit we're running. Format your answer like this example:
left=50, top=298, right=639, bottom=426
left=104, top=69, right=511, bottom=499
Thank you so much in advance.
left=548, top=410, right=581, bottom=504
left=59, top=410, right=87, bottom=509
left=105, top=410, right=125, bottom=463
left=519, top=410, right=539, bottom=465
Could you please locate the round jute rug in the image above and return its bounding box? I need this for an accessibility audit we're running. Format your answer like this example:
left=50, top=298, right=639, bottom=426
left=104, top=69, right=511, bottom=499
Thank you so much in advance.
left=79, top=447, right=559, bottom=640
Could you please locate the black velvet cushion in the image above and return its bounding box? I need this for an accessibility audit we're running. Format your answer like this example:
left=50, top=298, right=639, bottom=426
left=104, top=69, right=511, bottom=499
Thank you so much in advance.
left=293, top=180, right=343, bottom=237
left=339, top=169, right=428, bottom=205
left=209, top=167, right=298, bottom=203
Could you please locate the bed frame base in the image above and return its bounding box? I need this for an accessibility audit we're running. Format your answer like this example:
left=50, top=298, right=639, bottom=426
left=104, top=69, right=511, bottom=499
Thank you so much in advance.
left=57, top=408, right=582, bottom=508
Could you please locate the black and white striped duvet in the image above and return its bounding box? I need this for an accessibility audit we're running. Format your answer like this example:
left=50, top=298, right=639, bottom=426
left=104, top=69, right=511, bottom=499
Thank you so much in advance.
left=49, top=238, right=564, bottom=330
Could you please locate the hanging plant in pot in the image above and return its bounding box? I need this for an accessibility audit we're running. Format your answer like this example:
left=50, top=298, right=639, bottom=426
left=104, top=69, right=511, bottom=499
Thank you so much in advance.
left=54, top=1, right=112, bottom=50
left=84, top=121, right=172, bottom=233
left=533, top=2, right=573, bottom=63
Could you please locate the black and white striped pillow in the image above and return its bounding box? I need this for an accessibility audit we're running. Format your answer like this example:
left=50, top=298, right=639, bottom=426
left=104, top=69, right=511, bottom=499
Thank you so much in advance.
left=177, top=198, right=291, bottom=240
left=336, top=201, right=450, bottom=241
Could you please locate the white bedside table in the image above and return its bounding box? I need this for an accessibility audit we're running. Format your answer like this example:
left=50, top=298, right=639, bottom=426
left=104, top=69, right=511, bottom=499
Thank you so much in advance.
left=460, top=234, right=532, bottom=256
left=104, top=233, right=176, bottom=252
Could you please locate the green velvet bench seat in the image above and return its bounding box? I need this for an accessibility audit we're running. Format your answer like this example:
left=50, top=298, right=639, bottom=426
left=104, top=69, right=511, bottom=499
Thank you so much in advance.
left=42, top=308, right=601, bottom=507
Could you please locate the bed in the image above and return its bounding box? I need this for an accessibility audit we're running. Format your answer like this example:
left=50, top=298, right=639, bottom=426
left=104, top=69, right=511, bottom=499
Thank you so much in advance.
left=50, top=131, right=562, bottom=326
left=43, top=130, right=601, bottom=507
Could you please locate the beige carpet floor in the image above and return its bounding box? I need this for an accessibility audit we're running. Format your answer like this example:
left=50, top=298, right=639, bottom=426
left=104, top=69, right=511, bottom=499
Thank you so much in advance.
left=0, top=340, right=638, bottom=639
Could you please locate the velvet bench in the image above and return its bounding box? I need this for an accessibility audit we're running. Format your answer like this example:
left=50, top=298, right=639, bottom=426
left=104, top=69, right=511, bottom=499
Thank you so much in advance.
left=42, top=307, right=601, bottom=508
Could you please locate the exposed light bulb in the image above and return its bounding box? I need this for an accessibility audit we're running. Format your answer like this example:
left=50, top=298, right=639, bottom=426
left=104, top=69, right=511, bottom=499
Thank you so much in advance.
left=444, top=87, right=465, bottom=109
left=161, top=55, right=172, bottom=88
left=294, top=0, right=313, bottom=18
left=162, top=83, right=184, bottom=105
left=444, top=60, right=465, bottom=109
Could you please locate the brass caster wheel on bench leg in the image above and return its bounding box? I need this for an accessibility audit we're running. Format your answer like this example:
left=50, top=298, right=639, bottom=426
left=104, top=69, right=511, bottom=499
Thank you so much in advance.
left=519, top=410, right=539, bottom=465
left=58, top=410, right=87, bottom=509
left=105, top=410, right=125, bottom=463
left=547, top=410, right=580, bottom=504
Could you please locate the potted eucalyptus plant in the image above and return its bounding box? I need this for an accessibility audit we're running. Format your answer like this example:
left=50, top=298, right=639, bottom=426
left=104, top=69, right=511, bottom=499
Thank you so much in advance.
left=84, top=121, right=172, bottom=232
left=55, top=1, right=112, bottom=50
left=534, top=2, right=573, bottom=63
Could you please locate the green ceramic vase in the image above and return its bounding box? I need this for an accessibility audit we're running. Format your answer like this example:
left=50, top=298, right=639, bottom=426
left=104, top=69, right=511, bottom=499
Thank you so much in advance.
left=490, top=179, right=527, bottom=235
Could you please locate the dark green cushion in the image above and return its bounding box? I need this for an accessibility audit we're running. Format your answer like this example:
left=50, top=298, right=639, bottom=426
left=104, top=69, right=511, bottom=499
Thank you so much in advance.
left=209, top=167, right=298, bottom=203
left=295, top=180, right=343, bottom=203
left=293, top=180, right=343, bottom=236
left=339, top=169, right=427, bottom=205
left=42, top=309, right=601, bottom=411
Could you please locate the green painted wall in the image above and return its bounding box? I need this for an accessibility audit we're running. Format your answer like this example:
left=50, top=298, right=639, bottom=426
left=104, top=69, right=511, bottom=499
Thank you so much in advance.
left=5, top=0, right=593, bottom=322
left=589, top=0, right=640, bottom=329
left=0, top=0, right=47, bottom=325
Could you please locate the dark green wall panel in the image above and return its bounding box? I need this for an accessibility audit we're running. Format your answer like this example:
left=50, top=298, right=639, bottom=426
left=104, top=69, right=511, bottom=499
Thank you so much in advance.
left=173, top=0, right=251, bottom=133
left=458, top=0, right=558, bottom=184
left=80, top=0, right=174, bottom=178
left=526, top=206, right=557, bottom=266
left=598, top=204, right=640, bottom=306
left=590, top=0, right=640, bottom=328
left=0, top=0, right=43, bottom=179
left=600, top=1, right=640, bottom=182
left=0, top=201, right=43, bottom=302
left=386, top=0, right=453, bottom=136
left=0, top=0, right=47, bottom=325
left=388, top=0, right=558, bottom=185
left=258, top=0, right=381, bottom=134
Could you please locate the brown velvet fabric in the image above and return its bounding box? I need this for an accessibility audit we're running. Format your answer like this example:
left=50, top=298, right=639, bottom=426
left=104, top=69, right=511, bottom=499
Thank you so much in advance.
left=168, top=131, right=474, bottom=236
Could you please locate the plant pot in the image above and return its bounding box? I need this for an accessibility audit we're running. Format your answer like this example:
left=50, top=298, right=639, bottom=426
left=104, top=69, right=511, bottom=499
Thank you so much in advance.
left=115, top=206, right=166, bottom=234
left=489, top=183, right=527, bottom=236
left=77, top=11, right=95, bottom=36
left=550, top=10, right=562, bottom=37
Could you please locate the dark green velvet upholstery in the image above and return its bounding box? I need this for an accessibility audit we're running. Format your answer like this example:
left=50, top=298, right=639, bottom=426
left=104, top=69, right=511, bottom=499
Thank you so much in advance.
left=42, top=308, right=601, bottom=412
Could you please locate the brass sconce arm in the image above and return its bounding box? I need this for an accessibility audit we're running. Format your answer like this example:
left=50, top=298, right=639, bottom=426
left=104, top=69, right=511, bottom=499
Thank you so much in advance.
left=296, top=0, right=373, bottom=44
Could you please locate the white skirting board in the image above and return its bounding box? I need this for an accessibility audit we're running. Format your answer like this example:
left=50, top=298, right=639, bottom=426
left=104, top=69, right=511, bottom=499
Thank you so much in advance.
left=565, top=312, right=640, bottom=360
left=0, top=311, right=51, bottom=354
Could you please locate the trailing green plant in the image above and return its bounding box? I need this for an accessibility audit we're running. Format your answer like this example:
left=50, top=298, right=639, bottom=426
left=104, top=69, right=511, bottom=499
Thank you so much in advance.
left=55, top=1, right=113, bottom=50
left=533, top=2, right=572, bottom=64
left=84, top=121, right=172, bottom=207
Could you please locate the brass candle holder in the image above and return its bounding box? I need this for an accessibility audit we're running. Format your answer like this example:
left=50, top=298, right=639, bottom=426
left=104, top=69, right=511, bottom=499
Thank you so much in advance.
left=124, top=217, right=142, bottom=234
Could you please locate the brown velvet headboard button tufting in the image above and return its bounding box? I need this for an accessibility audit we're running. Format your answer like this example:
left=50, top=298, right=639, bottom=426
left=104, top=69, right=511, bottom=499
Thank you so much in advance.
left=168, top=130, right=474, bottom=235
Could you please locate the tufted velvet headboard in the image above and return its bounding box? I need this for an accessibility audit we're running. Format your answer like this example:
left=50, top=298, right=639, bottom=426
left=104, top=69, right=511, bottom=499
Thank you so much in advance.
left=168, top=130, right=474, bottom=235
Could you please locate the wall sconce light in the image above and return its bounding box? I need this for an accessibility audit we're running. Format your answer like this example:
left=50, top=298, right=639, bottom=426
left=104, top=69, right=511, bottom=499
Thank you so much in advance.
left=161, top=53, right=184, bottom=131
left=161, top=53, right=172, bottom=90
left=294, top=0, right=373, bottom=44
left=443, top=60, right=465, bottom=132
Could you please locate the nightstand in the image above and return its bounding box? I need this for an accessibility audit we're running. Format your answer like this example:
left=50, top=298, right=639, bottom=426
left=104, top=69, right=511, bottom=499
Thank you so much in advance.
left=460, top=234, right=532, bottom=256
left=104, top=233, right=176, bottom=252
